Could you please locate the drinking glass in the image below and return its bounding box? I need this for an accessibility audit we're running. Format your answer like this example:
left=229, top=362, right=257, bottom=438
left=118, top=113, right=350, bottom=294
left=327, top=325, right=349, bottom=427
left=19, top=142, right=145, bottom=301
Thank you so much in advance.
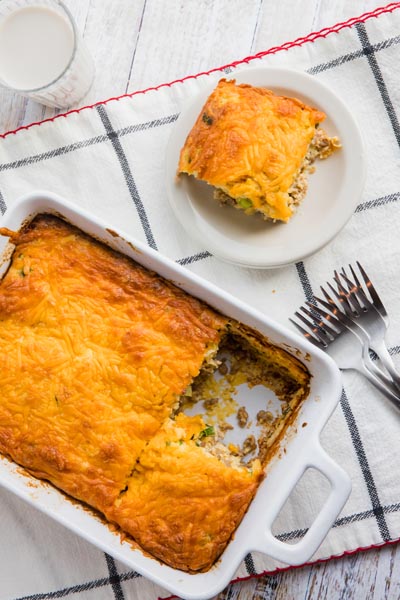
left=0, top=0, right=95, bottom=108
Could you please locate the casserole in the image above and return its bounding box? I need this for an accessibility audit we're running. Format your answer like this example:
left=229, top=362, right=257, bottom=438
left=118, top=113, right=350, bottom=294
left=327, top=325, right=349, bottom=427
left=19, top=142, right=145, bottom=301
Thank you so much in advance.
left=0, top=211, right=310, bottom=573
left=0, top=191, right=351, bottom=599
left=178, top=78, right=340, bottom=222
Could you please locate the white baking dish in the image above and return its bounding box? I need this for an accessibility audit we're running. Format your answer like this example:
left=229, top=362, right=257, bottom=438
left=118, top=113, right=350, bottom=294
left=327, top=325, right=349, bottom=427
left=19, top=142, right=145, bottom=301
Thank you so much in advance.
left=0, top=191, right=351, bottom=600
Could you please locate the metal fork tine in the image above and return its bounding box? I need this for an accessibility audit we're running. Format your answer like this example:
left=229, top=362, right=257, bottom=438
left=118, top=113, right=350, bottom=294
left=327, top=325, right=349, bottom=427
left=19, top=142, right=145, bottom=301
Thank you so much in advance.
left=298, top=306, right=333, bottom=343
left=295, top=306, right=337, bottom=344
left=356, top=261, right=387, bottom=315
left=327, top=280, right=354, bottom=316
left=300, top=304, right=339, bottom=341
left=348, top=264, right=362, bottom=290
left=320, top=284, right=347, bottom=315
left=320, top=285, right=337, bottom=309
left=310, top=298, right=347, bottom=334
left=315, top=292, right=374, bottom=343
left=328, top=277, right=343, bottom=301
left=340, top=265, right=350, bottom=288
left=348, top=264, right=370, bottom=308
left=293, top=310, right=329, bottom=346
left=305, top=300, right=344, bottom=334
left=338, top=266, right=355, bottom=297
left=333, top=271, right=360, bottom=315
left=341, top=270, right=370, bottom=310
left=312, top=294, right=340, bottom=319
left=289, top=318, right=324, bottom=349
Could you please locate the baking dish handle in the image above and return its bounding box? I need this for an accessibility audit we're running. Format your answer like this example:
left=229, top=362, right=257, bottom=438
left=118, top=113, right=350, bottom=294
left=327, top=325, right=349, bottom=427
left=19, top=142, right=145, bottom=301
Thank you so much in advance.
left=251, top=444, right=351, bottom=565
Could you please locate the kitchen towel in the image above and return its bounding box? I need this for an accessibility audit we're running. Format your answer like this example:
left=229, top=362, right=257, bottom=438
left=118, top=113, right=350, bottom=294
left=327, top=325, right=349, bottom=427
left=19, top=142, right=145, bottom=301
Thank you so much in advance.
left=1, top=3, right=400, bottom=599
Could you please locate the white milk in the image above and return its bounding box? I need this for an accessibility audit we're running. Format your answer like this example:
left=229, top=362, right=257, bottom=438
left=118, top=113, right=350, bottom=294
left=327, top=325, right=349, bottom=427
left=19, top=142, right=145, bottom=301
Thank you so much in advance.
left=0, top=2, right=94, bottom=107
left=0, top=6, right=74, bottom=90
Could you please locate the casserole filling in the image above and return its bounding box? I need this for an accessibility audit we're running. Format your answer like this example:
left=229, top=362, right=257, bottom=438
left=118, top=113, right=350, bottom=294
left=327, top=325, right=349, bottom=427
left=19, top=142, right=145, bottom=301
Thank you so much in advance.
left=0, top=213, right=310, bottom=573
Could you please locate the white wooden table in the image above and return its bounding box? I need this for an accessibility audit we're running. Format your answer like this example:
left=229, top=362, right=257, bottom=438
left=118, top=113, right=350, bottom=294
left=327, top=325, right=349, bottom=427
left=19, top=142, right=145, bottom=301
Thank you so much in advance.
left=1, top=1, right=400, bottom=599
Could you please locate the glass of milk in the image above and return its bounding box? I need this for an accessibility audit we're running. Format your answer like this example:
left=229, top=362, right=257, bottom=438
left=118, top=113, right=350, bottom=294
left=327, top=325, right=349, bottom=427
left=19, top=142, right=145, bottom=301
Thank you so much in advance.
left=0, top=0, right=94, bottom=108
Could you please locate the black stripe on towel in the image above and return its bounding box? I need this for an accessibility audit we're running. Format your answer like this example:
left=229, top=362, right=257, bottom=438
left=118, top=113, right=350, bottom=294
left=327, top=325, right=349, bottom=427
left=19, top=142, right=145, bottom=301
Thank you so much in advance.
left=295, top=261, right=315, bottom=303
left=356, top=192, right=400, bottom=213
left=14, top=571, right=141, bottom=600
left=104, top=554, right=125, bottom=600
left=276, top=501, right=400, bottom=542
left=244, top=552, right=257, bottom=575
left=0, top=134, right=110, bottom=172
left=0, top=114, right=178, bottom=173
left=117, top=113, right=178, bottom=139
left=339, top=388, right=390, bottom=541
left=96, top=104, right=158, bottom=250
left=308, top=34, right=400, bottom=75
left=356, top=22, right=400, bottom=149
left=177, top=250, right=212, bottom=265
left=0, top=188, right=7, bottom=214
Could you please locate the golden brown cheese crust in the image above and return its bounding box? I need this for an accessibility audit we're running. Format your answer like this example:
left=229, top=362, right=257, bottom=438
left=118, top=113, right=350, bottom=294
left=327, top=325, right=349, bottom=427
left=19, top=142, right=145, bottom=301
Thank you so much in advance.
left=0, top=215, right=227, bottom=512
left=0, top=214, right=311, bottom=572
left=178, top=78, right=326, bottom=221
left=106, top=414, right=263, bottom=572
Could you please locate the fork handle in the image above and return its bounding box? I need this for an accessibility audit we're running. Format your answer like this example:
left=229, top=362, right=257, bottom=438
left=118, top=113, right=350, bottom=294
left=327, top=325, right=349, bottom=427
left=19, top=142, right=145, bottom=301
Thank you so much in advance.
left=370, top=339, right=400, bottom=391
left=356, top=361, right=400, bottom=411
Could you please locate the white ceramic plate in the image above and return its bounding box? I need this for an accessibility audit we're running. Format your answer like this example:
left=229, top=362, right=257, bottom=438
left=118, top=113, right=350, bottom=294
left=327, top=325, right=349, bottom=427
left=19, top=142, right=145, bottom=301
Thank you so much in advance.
left=166, top=67, right=365, bottom=269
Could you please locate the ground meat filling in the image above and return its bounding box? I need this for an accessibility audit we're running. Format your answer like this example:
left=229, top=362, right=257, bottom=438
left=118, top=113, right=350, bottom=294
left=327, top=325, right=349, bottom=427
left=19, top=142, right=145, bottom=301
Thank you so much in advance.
left=242, top=435, right=257, bottom=456
left=213, top=127, right=341, bottom=219
left=256, top=410, right=274, bottom=425
left=237, top=406, right=249, bottom=428
left=177, top=331, right=308, bottom=469
left=287, top=128, right=341, bottom=208
left=203, top=397, right=218, bottom=410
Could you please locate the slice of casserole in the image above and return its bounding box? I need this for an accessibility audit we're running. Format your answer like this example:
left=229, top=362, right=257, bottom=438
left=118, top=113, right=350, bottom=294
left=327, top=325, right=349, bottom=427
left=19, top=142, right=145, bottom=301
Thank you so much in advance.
left=178, top=78, right=340, bottom=222
left=106, top=413, right=263, bottom=572
left=0, top=214, right=310, bottom=572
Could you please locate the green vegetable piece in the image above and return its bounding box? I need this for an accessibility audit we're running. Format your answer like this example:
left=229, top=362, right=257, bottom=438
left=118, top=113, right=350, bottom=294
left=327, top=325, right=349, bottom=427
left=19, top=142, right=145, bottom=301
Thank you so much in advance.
left=237, top=197, right=253, bottom=209
left=198, top=425, right=215, bottom=440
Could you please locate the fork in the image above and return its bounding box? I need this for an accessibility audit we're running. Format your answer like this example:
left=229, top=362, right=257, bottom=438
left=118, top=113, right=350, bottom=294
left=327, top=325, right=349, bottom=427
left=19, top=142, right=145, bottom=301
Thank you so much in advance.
left=314, top=285, right=398, bottom=387
left=290, top=303, right=400, bottom=410
left=334, top=262, right=400, bottom=389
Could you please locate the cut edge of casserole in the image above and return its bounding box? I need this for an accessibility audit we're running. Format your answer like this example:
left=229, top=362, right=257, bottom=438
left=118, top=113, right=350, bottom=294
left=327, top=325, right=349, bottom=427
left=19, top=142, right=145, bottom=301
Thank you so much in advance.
left=178, top=78, right=341, bottom=223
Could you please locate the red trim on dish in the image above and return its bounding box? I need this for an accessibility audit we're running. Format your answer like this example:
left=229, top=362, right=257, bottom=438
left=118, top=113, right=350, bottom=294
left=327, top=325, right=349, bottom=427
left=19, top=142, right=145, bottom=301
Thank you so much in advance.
left=158, top=537, right=400, bottom=600
left=1, top=2, right=400, bottom=140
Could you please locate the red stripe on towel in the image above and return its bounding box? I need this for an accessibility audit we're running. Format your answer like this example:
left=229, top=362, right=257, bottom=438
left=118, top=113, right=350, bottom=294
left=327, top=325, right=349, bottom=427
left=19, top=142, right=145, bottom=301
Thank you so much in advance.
left=1, top=2, right=400, bottom=139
